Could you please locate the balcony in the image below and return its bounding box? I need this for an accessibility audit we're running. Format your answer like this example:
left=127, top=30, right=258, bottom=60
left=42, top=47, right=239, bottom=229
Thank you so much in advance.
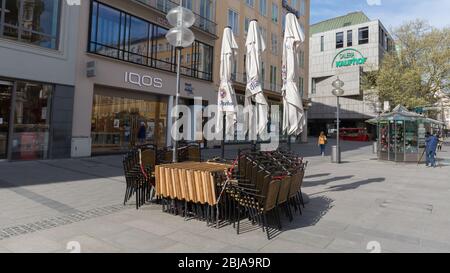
left=134, top=0, right=217, bottom=36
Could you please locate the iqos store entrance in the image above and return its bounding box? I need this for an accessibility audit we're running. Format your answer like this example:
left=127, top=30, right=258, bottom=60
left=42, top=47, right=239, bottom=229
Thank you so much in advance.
left=91, top=86, right=168, bottom=155
left=0, top=79, right=53, bottom=161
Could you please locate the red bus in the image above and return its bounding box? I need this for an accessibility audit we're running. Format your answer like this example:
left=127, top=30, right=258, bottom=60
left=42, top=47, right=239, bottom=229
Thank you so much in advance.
left=340, top=128, right=370, bottom=142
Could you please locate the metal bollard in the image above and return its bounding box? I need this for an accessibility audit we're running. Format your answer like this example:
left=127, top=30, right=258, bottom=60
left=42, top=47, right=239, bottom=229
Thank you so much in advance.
left=331, top=145, right=341, bottom=163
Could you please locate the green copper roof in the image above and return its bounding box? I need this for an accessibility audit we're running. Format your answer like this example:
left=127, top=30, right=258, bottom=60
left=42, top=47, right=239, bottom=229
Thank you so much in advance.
left=310, top=12, right=371, bottom=36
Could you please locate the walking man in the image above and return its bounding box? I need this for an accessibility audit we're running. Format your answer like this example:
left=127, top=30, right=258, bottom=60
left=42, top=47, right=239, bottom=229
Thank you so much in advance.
left=425, top=132, right=439, bottom=167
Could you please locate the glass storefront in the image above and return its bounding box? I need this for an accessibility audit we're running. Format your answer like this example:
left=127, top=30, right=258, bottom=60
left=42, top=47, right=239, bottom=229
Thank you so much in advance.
left=89, top=0, right=214, bottom=81
left=91, top=92, right=168, bottom=155
left=0, top=81, right=12, bottom=159
left=0, top=0, right=61, bottom=49
left=0, top=79, right=53, bottom=160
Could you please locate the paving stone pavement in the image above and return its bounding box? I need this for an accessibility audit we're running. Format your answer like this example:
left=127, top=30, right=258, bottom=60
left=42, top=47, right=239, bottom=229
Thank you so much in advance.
left=0, top=139, right=449, bottom=253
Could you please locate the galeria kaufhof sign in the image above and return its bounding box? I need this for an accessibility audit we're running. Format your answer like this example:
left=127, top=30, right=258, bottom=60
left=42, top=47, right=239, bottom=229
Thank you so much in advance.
left=332, top=48, right=368, bottom=68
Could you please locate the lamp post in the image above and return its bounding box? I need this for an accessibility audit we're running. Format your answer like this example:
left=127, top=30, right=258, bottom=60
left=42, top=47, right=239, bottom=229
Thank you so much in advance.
left=332, top=77, right=344, bottom=163
left=166, top=5, right=196, bottom=163
left=374, top=101, right=382, bottom=154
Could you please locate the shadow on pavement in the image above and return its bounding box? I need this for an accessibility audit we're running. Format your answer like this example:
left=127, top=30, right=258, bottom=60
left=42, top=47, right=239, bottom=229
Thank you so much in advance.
left=304, top=173, right=331, bottom=179
left=310, top=177, right=386, bottom=196
left=303, top=175, right=354, bottom=188
left=266, top=196, right=335, bottom=239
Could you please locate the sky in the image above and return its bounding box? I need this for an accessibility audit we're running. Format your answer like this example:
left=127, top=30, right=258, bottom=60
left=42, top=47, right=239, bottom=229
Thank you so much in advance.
left=311, top=0, right=450, bottom=30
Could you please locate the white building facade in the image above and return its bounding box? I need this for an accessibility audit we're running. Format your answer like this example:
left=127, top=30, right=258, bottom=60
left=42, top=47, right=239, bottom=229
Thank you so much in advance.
left=308, top=12, right=394, bottom=137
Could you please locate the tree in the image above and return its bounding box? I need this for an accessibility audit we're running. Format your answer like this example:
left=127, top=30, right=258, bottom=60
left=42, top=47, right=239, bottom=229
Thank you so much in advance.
left=363, top=20, right=450, bottom=110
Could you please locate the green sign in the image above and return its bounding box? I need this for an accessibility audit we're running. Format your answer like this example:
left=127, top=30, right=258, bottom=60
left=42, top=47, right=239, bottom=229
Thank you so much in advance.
left=332, top=48, right=367, bottom=68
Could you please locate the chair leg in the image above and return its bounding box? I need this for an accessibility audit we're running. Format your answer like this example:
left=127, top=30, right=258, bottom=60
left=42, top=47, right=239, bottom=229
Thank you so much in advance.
left=262, top=212, right=270, bottom=240
left=276, top=206, right=282, bottom=230
left=237, top=207, right=241, bottom=235
left=299, top=190, right=305, bottom=208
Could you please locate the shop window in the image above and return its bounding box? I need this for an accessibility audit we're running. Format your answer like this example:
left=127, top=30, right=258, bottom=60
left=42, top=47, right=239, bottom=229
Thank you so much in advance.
left=91, top=93, right=168, bottom=155
left=1, top=0, right=61, bottom=49
left=11, top=82, right=53, bottom=160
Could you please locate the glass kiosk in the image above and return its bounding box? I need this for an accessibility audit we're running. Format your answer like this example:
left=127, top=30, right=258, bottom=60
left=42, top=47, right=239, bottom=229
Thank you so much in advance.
left=368, top=105, right=443, bottom=163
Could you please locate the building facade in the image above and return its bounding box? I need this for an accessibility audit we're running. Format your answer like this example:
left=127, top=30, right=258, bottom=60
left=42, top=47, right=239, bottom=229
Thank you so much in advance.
left=71, top=0, right=217, bottom=157
left=214, top=0, right=310, bottom=142
left=308, top=12, right=394, bottom=137
left=0, top=0, right=79, bottom=161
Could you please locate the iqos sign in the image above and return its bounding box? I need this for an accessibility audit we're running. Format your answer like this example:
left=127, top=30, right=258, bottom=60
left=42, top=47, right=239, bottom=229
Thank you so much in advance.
left=125, top=72, right=163, bottom=89
left=332, top=48, right=367, bottom=68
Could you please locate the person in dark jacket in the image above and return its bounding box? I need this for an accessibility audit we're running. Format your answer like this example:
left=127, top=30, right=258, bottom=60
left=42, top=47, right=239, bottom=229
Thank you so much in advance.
left=138, top=122, right=147, bottom=144
left=425, top=132, right=439, bottom=167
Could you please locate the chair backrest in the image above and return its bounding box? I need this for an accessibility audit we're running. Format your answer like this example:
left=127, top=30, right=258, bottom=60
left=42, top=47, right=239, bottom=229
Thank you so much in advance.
left=141, top=149, right=156, bottom=170
left=289, top=171, right=301, bottom=198
left=238, top=156, right=246, bottom=178
left=263, top=180, right=281, bottom=212
left=187, top=144, right=201, bottom=162
left=277, top=176, right=291, bottom=204
left=298, top=165, right=306, bottom=190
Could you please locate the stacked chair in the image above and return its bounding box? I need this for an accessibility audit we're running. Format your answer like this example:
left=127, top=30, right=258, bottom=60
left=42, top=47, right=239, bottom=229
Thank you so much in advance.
left=122, top=144, right=157, bottom=209
left=224, top=149, right=308, bottom=239
left=122, top=144, right=308, bottom=240
left=122, top=142, right=202, bottom=210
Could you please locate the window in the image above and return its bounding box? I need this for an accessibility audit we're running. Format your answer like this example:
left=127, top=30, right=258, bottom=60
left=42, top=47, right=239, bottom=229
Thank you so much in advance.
left=299, top=0, right=306, bottom=16
left=89, top=1, right=213, bottom=81
left=359, top=27, right=369, bottom=45
left=347, top=30, right=353, bottom=47
left=336, top=32, right=344, bottom=49
left=320, top=36, right=324, bottom=52
left=228, top=9, right=239, bottom=36
left=244, top=17, right=250, bottom=34
left=271, top=33, right=278, bottom=54
left=246, top=0, right=254, bottom=7
left=0, top=0, right=61, bottom=49
left=311, top=78, right=317, bottom=94
left=243, top=54, right=247, bottom=82
left=299, top=50, right=304, bottom=68
left=270, top=66, right=277, bottom=91
left=182, top=0, right=193, bottom=10
left=259, top=0, right=267, bottom=16
left=272, top=3, right=278, bottom=23
left=231, top=57, right=238, bottom=81
left=261, top=62, right=266, bottom=89
left=259, top=26, right=267, bottom=45
left=291, top=0, right=298, bottom=9
left=379, top=27, right=384, bottom=48
left=298, top=77, right=304, bottom=97
left=199, top=0, right=215, bottom=34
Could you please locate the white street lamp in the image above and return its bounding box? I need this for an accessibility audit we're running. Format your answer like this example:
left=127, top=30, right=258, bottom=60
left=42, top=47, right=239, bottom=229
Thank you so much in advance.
left=166, top=5, right=196, bottom=163
left=332, top=77, right=344, bottom=163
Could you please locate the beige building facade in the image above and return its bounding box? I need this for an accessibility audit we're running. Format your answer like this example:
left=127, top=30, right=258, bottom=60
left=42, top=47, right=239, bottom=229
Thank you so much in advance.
left=213, top=0, right=310, bottom=142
